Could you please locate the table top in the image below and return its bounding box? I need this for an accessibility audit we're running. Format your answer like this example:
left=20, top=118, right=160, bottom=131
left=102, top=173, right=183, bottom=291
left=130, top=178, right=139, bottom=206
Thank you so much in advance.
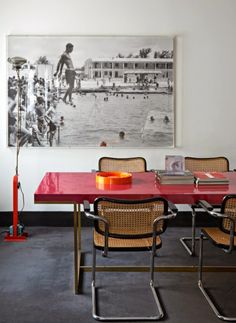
left=34, top=171, right=236, bottom=205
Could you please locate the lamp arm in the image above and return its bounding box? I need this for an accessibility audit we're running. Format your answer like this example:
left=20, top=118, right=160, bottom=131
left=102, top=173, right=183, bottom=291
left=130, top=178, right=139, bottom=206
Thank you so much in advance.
left=15, top=68, right=21, bottom=176
left=8, top=56, right=27, bottom=176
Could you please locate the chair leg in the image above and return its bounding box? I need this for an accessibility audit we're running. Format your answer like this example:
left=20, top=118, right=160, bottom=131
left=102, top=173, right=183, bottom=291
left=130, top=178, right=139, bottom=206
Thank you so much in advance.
left=150, top=250, right=164, bottom=320
left=92, top=244, right=98, bottom=320
left=198, top=232, right=204, bottom=283
left=91, top=246, right=164, bottom=321
left=180, top=206, right=198, bottom=256
left=198, top=233, right=236, bottom=321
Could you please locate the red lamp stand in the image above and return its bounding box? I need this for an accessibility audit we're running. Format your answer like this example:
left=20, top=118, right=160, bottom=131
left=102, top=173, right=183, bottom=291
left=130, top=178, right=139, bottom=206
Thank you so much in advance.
left=4, top=57, right=29, bottom=242
left=4, top=175, right=28, bottom=241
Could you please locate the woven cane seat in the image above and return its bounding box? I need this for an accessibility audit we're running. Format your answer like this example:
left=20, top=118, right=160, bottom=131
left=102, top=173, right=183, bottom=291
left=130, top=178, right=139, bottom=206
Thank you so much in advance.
left=202, top=227, right=236, bottom=248
left=98, top=157, right=147, bottom=173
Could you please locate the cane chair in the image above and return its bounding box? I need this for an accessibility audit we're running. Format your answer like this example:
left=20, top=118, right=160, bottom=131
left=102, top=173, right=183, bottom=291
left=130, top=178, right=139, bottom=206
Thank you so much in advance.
left=83, top=197, right=178, bottom=321
left=198, top=197, right=236, bottom=321
left=98, top=157, right=147, bottom=173
left=181, top=156, right=229, bottom=256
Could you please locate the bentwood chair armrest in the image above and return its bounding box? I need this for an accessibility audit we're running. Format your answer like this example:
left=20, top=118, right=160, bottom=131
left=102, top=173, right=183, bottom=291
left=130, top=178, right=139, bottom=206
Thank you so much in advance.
left=83, top=200, right=99, bottom=221
left=153, top=213, right=177, bottom=232
left=198, top=199, right=235, bottom=222
left=198, top=200, right=214, bottom=212
left=83, top=200, right=91, bottom=212
left=168, top=201, right=178, bottom=215
left=198, top=200, right=235, bottom=222
left=209, top=212, right=236, bottom=223
left=152, top=202, right=178, bottom=248
left=83, top=200, right=109, bottom=256
left=153, top=201, right=178, bottom=232
left=83, top=200, right=108, bottom=224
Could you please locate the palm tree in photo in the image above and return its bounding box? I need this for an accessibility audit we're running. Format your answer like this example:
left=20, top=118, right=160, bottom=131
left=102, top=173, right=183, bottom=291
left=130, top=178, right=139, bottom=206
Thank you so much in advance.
left=35, top=56, right=50, bottom=64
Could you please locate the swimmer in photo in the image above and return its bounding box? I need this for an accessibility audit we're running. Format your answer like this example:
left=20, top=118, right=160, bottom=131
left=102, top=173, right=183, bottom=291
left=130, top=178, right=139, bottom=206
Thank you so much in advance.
left=119, top=131, right=125, bottom=139
left=100, top=141, right=107, bottom=147
left=60, top=116, right=65, bottom=126
left=164, top=115, right=170, bottom=123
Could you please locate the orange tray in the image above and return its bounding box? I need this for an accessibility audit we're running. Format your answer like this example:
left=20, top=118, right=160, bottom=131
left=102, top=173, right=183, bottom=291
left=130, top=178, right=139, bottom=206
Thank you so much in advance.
left=96, top=172, right=132, bottom=185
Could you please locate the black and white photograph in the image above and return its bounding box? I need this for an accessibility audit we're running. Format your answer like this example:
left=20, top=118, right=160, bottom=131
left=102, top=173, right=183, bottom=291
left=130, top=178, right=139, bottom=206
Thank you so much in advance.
left=7, top=35, right=174, bottom=148
left=165, top=155, right=185, bottom=174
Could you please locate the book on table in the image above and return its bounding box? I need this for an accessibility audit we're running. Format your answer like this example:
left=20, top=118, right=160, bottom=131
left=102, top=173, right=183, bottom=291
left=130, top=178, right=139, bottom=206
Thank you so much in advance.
left=154, top=170, right=194, bottom=184
left=194, top=171, right=229, bottom=185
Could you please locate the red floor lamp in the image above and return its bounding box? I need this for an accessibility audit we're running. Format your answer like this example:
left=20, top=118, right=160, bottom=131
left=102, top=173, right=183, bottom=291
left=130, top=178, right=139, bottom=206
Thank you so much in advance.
left=5, top=57, right=28, bottom=241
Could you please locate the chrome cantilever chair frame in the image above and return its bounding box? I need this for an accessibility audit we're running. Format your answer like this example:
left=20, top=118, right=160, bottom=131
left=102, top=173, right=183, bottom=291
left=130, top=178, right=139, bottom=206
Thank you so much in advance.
left=198, top=197, right=236, bottom=321
left=84, top=197, right=178, bottom=321
left=98, top=156, right=147, bottom=173
left=180, top=156, right=230, bottom=256
left=180, top=204, right=207, bottom=256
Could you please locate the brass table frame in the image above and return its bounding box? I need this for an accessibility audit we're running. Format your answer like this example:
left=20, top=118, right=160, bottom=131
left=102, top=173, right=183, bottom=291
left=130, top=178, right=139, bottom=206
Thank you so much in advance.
left=35, top=201, right=236, bottom=295
left=73, top=203, right=81, bottom=294
left=35, top=201, right=82, bottom=294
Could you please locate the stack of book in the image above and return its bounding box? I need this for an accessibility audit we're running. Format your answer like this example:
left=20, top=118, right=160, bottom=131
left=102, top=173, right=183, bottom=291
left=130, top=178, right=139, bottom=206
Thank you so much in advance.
left=194, top=171, right=229, bottom=185
left=154, top=170, right=195, bottom=185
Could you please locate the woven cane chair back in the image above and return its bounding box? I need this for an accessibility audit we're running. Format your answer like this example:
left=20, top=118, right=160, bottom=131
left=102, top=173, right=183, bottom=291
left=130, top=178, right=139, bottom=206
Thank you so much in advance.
left=98, top=157, right=147, bottom=173
left=185, top=156, right=229, bottom=172
left=221, top=195, right=236, bottom=234
left=94, top=197, right=168, bottom=239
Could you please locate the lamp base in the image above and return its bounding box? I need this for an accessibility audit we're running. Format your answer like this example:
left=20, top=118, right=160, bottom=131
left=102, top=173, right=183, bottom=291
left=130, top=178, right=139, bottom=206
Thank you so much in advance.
left=4, top=232, right=28, bottom=242
left=4, top=175, right=28, bottom=242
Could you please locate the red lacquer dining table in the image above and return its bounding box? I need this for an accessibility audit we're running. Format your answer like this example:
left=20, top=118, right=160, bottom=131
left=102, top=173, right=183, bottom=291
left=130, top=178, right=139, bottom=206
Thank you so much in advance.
left=34, top=171, right=236, bottom=293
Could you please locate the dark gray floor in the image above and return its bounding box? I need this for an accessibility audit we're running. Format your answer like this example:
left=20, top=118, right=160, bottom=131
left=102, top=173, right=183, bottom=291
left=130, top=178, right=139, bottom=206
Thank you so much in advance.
left=0, top=227, right=236, bottom=323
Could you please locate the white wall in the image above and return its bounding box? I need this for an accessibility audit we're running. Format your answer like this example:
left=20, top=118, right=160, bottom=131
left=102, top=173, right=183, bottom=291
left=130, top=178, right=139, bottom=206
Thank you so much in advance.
left=0, top=0, right=236, bottom=211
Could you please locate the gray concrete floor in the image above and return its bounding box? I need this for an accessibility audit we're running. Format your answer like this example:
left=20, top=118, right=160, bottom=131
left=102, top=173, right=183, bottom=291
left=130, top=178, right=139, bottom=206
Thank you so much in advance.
left=0, top=227, right=235, bottom=323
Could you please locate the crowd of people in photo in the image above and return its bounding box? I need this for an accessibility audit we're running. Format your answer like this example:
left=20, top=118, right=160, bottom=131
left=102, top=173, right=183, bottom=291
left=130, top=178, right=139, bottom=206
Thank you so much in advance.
left=8, top=71, right=172, bottom=148
left=8, top=74, right=62, bottom=147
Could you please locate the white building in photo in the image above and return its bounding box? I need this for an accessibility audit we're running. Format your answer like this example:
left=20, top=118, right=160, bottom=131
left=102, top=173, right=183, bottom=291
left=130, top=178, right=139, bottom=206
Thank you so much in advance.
left=84, top=57, right=173, bottom=83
